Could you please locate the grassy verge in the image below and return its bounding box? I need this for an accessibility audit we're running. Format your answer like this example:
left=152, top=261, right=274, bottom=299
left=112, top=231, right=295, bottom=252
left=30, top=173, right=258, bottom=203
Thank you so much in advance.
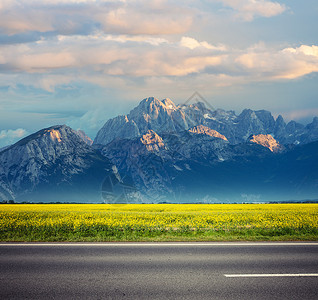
left=0, top=203, right=317, bottom=242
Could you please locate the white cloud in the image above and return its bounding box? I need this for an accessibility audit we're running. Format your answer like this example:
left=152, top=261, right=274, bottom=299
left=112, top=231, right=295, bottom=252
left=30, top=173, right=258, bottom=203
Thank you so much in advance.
left=0, top=35, right=227, bottom=79
left=4, top=36, right=318, bottom=81
left=283, top=45, right=318, bottom=57
left=180, top=37, right=226, bottom=51
left=236, top=44, right=318, bottom=79
left=0, top=23, right=317, bottom=92
left=0, top=0, right=194, bottom=35
left=0, top=128, right=28, bottom=147
left=219, top=0, right=286, bottom=21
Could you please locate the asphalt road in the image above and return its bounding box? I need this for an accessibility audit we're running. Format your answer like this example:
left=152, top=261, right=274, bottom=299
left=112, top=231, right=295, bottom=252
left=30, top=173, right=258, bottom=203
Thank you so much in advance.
left=0, top=242, right=317, bottom=300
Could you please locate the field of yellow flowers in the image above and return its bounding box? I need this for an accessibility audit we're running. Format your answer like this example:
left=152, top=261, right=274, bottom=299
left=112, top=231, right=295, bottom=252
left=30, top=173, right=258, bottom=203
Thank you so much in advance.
left=0, top=204, right=317, bottom=241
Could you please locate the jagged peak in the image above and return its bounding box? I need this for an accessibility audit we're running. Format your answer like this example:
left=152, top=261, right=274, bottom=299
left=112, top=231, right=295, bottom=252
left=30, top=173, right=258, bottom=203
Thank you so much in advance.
left=136, top=97, right=179, bottom=112
left=240, top=108, right=253, bottom=115
left=138, top=97, right=163, bottom=108
left=255, top=109, right=272, bottom=114
left=187, top=101, right=207, bottom=111
left=307, top=116, right=318, bottom=129
left=276, top=115, right=284, bottom=122
left=249, top=134, right=283, bottom=152
left=240, top=108, right=271, bottom=117
left=162, top=98, right=177, bottom=110
left=188, top=125, right=228, bottom=141
left=286, top=120, right=305, bottom=131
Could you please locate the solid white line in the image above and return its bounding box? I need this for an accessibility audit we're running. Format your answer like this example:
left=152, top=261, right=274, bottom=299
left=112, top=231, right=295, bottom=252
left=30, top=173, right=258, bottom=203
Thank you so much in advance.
left=225, top=274, right=318, bottom=278
left=0, top=242, right=318, bottom=247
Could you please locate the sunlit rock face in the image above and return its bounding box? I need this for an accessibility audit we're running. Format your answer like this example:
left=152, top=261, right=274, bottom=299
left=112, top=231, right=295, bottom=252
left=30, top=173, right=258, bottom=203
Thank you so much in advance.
left=249, top=134, right=284, bottom=152
left=140, top=130, right=166, bottom=152
left=188, top=125, right=228, bottom=141
left=0, top=125, right=113, bottom=202
left=94, top=97, right=318, bottom=146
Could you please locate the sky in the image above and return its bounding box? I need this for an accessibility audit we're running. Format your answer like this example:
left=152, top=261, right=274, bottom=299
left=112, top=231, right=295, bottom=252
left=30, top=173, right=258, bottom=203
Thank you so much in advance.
left=0, top=0, right=317, bottom=146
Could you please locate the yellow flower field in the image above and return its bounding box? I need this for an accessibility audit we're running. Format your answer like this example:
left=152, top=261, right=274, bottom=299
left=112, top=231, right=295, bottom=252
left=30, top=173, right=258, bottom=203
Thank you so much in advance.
left=0, top=204, right=317, bottom=241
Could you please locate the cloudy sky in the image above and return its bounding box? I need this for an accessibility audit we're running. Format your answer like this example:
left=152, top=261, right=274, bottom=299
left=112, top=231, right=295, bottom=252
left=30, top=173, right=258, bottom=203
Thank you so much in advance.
left=0, top=0, right=317, bottom=146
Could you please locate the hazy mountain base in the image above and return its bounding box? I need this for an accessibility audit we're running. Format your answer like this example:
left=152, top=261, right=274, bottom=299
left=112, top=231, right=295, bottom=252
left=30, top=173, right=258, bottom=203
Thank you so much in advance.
left=101, top=135, right=318, bottom=203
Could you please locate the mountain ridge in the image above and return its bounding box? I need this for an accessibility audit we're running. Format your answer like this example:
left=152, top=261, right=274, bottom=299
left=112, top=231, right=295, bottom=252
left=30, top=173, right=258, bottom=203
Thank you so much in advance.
left=94, top=97, right=318, bottom=146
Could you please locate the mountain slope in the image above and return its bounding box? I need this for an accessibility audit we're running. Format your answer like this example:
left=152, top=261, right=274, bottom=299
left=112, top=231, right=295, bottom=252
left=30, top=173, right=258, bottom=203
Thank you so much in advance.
left=0, top=125, right=114, bottom=202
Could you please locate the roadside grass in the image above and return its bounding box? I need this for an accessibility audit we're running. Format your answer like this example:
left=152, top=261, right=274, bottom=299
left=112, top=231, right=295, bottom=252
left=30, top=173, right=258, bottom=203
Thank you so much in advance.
left=0, top=204, right=317, bottom=242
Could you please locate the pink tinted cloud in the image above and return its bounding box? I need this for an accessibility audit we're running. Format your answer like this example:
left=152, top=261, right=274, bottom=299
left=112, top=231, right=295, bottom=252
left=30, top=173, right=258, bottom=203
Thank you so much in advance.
left=0, top=0, right=194, bottom=35
left=219, top=0, right=286, bottom=21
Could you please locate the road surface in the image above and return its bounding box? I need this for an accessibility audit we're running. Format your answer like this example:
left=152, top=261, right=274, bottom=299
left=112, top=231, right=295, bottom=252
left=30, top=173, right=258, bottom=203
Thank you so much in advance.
left=0, top=242, right=317, bottom=299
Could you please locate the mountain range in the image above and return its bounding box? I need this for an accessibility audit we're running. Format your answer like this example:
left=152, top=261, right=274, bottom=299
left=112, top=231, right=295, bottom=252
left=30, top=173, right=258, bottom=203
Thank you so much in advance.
left=1, top=97, right=318, bottom=203
left=94, top=97, right=318, bottom=146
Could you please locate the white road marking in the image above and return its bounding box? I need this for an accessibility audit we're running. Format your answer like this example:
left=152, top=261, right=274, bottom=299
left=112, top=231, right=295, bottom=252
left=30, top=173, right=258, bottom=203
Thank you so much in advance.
left=0, top=242, right=318, bottom=247
left=224, top=274, right=318, bottom=278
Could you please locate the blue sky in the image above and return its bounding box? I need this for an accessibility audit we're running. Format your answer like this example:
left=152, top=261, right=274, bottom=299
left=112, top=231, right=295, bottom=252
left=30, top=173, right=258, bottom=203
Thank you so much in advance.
left=0, top=0, right=317, bottom=146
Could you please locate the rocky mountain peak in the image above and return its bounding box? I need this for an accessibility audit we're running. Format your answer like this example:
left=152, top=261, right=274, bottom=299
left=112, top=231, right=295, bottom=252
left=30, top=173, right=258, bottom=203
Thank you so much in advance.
left=276, top=115, right=285, bottom=124
left=286, top=120, right=304, bottom=131
left=188, top=125, right=228, bottom=141
left=10, top=125, right=85, bottom=150
left=307, top=117, right=318, bottom=129
left=94, top=115, right=140, bottom=145
left=136, top=97, right=166, bottom=113
left=239, top=109, right=254, bottom=118
left=162, top=98, right=177, bottom=110
left=274, top=115, right=286, bottom=139
left=1, top=125, right=92, bottom=170
left=275, top=115, right=286, bottom=129
left=249, top=134, right=283, bottom=152
left=190, top=101, right=206, bottom=111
